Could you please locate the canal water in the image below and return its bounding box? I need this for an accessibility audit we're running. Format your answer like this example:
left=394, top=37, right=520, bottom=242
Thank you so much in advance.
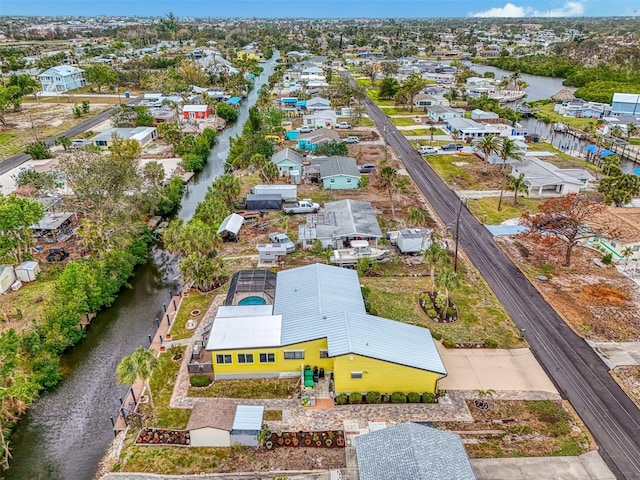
left=4, top=54, right=278, bottom=480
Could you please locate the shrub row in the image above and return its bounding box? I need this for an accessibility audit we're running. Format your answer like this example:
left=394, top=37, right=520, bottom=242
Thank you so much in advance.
left=335, top=391, right=436, bottom=405
left=190, top=375, right=213, bottom=387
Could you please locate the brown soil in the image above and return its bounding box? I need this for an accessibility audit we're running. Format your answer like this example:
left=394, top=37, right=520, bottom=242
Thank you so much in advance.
left=497, top=236, right=640, bottom=342
left=612, top=366, right=640, bottom=408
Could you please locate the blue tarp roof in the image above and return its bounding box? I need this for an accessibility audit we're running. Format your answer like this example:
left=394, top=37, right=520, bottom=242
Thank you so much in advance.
left=297, top=100, right=307, bottom=107
left=282, top=97, right=298, bottom=103
left=585, top=145, right=614, bottom=157
left=226, top=97, right=241, bottom=105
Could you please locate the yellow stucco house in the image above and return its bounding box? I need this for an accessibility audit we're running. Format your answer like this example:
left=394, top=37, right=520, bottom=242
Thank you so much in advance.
left=205, top=264, right=446, bottom=394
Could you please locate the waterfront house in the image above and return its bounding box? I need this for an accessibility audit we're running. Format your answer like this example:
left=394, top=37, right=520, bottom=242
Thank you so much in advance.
left=446, top=117, right=500, bottom=141
left=511, top=158, right=594, bottom=196
left=182, top=104, right=211, bottom=120
left=205, top=264, right=446, bottom=395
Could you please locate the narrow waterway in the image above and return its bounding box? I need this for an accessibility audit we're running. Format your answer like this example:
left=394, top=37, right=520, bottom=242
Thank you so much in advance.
left=4, top=54, right=278, bottom=480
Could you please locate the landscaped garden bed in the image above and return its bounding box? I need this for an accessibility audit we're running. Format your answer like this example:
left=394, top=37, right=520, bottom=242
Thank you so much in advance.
left=264, top=430, right=345, bottom=449
left=334, top=390, right=439, bottom=405
left=418, top=291, right=459, bottom=323
left=135, top=428, right=190, bottom=446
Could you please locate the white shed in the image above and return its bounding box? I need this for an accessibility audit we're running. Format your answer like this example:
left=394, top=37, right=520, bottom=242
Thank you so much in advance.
left=15, top=261, right=40, bottom=283
left=0, top=265, right=17, bottom=294
left=187, top=402, right=264, bottom=447
left=397, top=228, right=433, bottom=254
left=217, top=213, right=245, bottom=242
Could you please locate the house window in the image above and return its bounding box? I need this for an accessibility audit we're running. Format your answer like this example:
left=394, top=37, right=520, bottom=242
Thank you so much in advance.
left=351, top=371, right=363, bottom=379
left=237, top=353, right=254, bottom=364
left=347, top=178, right=352, bottom=183
left=216, top=354, right=232, bottom=364
left=284, top=350, right=304, bottom=360
left=320, top=349, right=329, bottom=359
left=330, top=178, right=335, bottom=183
left=259, top=353, right=276, bottom=363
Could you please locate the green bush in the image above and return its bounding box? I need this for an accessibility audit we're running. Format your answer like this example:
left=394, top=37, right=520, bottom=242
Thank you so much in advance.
left=602, top=252, right=613, bottom=265
left=25, top=141, right=52, bottom=160
left=407, top=392, right=421, bottom=403
left=484, top=337, right=498, bottom=348
left=349, top=392, right=362, bottom=404
left=442, top=338, right=456, bottom=348
left=190, top=375, right=212, bottom=387
left=182, top=153, right=206, bottom=172
left=390, top=392, right=407, bottom=404
left=422, top=392, right=436, bottom=403
left=431, top=331, right=442, bottom=340
left=217, top=102, right=239, bottom=122
left=427, top=308, right=438, bottom=318
left=335, top=393, right=348, bottom=405
left=366, top=391, right=381, bottom=404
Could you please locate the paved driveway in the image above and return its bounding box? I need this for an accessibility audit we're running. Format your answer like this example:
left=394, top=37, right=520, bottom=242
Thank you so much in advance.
left=436, top=344, right=558, bottom=394
left=472, top=451, right=616, bottom=480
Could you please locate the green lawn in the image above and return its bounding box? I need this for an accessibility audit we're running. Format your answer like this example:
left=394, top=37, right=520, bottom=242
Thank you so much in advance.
left=366, top=88, right=395, bottom=106
left=168, top=291, right=217, bottom=341
left=147, top=346, right=191, bottom=429
left=189, top=378, right=298, bottom=399
left=525, top=143, right=599, bottom=171
left=404, top=128, right=446, bottom=137
left=425, top=154, right=475, bottom=187
left=361, top=273, right=524, bottom=348
left=467, top=196, right=544, bottom=224
left=380, top=107, right=418, bottom=115
left=119, top=446, right=232, bottom=474
left=358, top=117, right=375, bottom=127
left=629, top=139, right=640, bottom=145
left=391, top=116, right=422, bottom=127
left=535, top=104, right=593, bottom=130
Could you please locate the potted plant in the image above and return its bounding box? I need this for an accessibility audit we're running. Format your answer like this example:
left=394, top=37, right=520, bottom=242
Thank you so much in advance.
left=304, top=438, right=312, bottom=446
left=277, top=437, right=284, bottom=445
left=165, top=333, right=172, bottom=341
left=336, top=437, right=345, bottom=447
left=292, top=438, right=299, bottom=447
left=265, top=440, right=274, bottom=450
left=284, top=438, right=291, bottom=445
left=325, top=438, right=333, bottom=447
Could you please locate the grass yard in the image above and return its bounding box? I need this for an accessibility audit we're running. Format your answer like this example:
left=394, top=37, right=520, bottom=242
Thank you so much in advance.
left=535, top=104, right=593, bottom=130
left=379, top=107, right=415, bottom=115
left=361, top=271, right=524, bottom=348
left=425, top=154, right=475, bottom=187
left=365, top=88, right=395, bottom=106
left=404, top=127, right=447, bottom=137
left=467, top=197, right=544, bottom=224
left=189, top=378, right=298, bottom=399
left=263, top=409, right=283, bottom=421
left=390, top=116, right=422, bottom=127
left=358, top=117, right=375, bottom=127
left=526, top=142, right=599, bottom=170
left=436, top=400, right=591, bottom=458
left=168, top=291, right=218, bottom=341
left=143, top=346, right=191, bottom=429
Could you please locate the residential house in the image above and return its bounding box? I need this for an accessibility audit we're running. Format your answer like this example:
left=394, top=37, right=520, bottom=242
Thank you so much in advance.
left=447, top=117, right=500, bottom=141
left=413, top=93, right=439, bottom=109
left=38, top=65, right=86, bottom=93
left=587, top=207, right=640, bottom=263
left=611, top=93, right=640, bottom=117
left=182, top=104, right=211, bottom=120
left=427, top=105, right=464, bottom=123
left=471, top=109, right=499, bottom=121
left=297, top=128, right=340, bottom=151
left=205, top=264, right=446, bottom=395
left=306, top=97, right=331, bottom=111
left=270, top=148, right=304, bottom=177
left=511, top=158, right=594, bottom=196
left=89, top=127, right=157, bottom=149
left=553, top=99, right=611, bottom=118
left=298, top=199, right=382, bottom=249
left=316, top=156, right=361, bottom=190
left=355, top=423, right=476, bottom=480
left=303, top=110, right=337, bottom=129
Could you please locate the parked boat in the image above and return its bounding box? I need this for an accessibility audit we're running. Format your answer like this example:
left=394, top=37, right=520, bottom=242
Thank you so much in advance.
left=330, top=240, right=389, bottom=266
left=553, top=122, right=569, bottom=133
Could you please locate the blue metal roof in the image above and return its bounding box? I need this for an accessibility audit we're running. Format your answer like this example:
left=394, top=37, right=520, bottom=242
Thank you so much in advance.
left=356, top=423, right=476, bottom=480
left=226, top=97, right=241, bottom=105
left=297, top=100, right=307, bottom=107
left=585, top=144, right=614, bottom=157
left=232, top=405, right=264, bottom=431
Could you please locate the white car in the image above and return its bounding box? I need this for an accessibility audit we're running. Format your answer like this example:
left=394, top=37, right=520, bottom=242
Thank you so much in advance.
left=418, top=146, right=439, bottom=155
left=298, top=125, right=314, bottom=133
left=343, top=136, right=359, bottom=144
left=336, top=122, right=352, bottom=129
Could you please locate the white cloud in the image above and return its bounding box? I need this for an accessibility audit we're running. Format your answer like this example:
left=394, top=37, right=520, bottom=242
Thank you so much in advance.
left=470, top=2, right=585, bottom=18
left=471, top=3, right=526, bottom=17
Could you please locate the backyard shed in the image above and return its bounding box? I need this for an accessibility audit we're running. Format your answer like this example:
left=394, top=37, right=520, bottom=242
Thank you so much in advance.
left=217, top=213, right=245, bottom=242
left=15, top=261, right=40, bottom=282
left=396, top=228, right=433, bottom=254
left=246, top=194, right=283, bottom=211
left=0, top=265, right=16, bottom=294
left=252, top=184, right=298, bottom=200
left=187, top=402, right=264, bottom=447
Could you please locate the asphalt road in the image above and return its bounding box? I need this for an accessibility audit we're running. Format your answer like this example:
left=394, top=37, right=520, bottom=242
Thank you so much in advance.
left=347, top=73, right=640, bottom=479
left=0, top=97, right=141, bottom=176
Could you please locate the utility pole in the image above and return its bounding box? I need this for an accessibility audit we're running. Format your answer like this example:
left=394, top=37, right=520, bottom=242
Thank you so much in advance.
left=384, top=124, right=388, bottom=163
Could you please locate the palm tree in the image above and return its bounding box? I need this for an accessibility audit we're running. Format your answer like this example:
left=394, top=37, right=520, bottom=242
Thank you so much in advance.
left=602, top=155, right=622, bottom=176
left=423, top=243, right=451, bottom=294
left=476, top=135, right=501, bottom=172
left=506, top=173, right=529, bottom=205
left=55, top=135, right=72, bottom=151
left=180, top=252, right=227, bottom=291
left=622, top=246, right=634, bottom=269
left=429, top=126, right=437, bottom=144
left=407, top=207, right=430, bottom=226
left=435, top=267, right=460, bottom=317
left=378, top=166, right=405, bottom=220
left=627, top=123, right=638, bottom=141
left=117, top=346, right=159, bottom=409
left=260, top=161, right=279, bottom=184
left=497, top=138, right=525, bottom=211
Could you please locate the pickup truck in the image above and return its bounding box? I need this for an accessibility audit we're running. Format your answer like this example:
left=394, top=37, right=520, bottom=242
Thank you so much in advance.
left=441, top=143, right=465, bottom=151
left=269, top=232, right=295, bottom=253
left=336, top=122, right=352, bottom=129
left=282, top=199, right=320, bottom=215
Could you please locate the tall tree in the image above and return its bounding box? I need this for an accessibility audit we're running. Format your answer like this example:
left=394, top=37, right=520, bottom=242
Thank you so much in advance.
left=476, top=134, right=501, bottom=170
left=378, top=77, right=399, bottom=100
left=0, top=195, right=44, bottom=263
left=117, top=347, right=159, bottom=409
left=520, top=193, right=611, bottom=267
left=423, top=243, right=451, bottom=294
left=497, top=138, right=525, bottom=211
left=435, top=267, right=460, bottom=317
left=179, top=252, right=226, bottom=291
left=598, top=174, right=640, bottom=207
left=83, top=64, right=118, bottom=92
left=399, top=73, right=427, bottom=112
left=378, top=165, right=408, bottom=220
left=506, top=173, right=529, bottom=206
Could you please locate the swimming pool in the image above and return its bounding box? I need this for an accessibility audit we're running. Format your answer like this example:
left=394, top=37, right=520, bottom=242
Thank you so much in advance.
left=238, top=296, right=267, bottom=306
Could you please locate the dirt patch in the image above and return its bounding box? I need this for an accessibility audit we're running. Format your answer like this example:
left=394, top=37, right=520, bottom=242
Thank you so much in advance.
left=498, top=236, right=640, bottom=341
left=612, top=366, right=640, bottom=409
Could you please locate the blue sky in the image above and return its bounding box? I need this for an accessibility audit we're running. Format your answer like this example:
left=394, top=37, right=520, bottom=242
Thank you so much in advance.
left=1, top=1, right=639, bottom=18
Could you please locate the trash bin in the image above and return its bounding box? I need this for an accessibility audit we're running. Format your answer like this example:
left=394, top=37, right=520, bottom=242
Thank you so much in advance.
left=319, top=368, right=325, bottom=379
left=125, top=91, right=130, bottom=99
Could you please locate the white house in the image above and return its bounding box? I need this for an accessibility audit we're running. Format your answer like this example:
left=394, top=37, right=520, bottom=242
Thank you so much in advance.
left=39, top=65, right=86, bottom=93
left=303, top=110, right=337, bottom=129
left=611, top=93, right=640, bottom=117
left=511, top=158, right=594, bottom=196
left=89, top=127, right=157, bottom=149
left=447, top=117, right=500, bottom=141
